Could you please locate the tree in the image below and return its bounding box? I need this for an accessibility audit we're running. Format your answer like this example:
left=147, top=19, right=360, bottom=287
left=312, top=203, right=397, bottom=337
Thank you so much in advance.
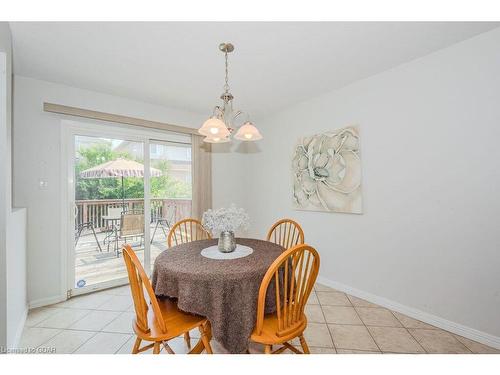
left=75, top=143, right=192, bottom=200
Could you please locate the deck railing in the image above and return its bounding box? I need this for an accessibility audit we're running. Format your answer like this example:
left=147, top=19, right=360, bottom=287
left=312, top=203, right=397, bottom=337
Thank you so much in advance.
left=75, top=198, right=192, bottom=230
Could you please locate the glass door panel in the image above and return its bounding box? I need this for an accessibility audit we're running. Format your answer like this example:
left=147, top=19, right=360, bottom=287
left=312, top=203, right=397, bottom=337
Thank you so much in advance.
left=149, top=140, right=193, bottom=269
left=74, top=135, right=146, bottom=290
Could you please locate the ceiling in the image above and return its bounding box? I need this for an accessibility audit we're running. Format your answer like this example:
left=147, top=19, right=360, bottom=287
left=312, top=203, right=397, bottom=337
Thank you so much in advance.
left=9, top=22, right=500, bottom=118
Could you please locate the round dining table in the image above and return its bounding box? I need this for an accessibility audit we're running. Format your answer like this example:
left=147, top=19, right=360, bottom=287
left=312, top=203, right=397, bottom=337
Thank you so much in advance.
left=151, top=238, right=284, bottom=353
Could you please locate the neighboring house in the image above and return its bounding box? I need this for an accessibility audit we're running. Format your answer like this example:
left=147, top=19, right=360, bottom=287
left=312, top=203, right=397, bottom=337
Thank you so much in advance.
left=115, top=140, right=192, bottom=184
left=75, top=136, right=111, bottom=152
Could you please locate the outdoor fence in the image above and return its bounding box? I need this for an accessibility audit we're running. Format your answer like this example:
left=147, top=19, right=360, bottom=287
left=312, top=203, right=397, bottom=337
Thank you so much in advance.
left=75, top=198, right=192, bottom=230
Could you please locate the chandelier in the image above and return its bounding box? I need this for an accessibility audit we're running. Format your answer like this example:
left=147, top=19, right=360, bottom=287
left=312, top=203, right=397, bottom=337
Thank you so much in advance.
left=198, top=43, right=263, bottom=143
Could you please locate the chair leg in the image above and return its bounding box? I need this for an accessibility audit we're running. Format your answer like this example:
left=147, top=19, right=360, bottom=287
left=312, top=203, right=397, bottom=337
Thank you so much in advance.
left=153, top=342, right=161, bottom=354
left=90, top=223, right=103, bottom=252
left=199, top=323, right=213, bottom=354
left=184, top=332, right=191, bottom=348
left=264, top=345, right=272, bottom=354
left=160, top=222, right=168, bottom=237
left=150, top=220, right=160, bottom=244
left=132, top=337, right=142, bottom=354
left=299, top=334, right=310, bottom=354
left=75, top=225, right=83, bottom=246
left=115, top=229, right=119, bottom=257
left=162, top=341, right=175, bottom=354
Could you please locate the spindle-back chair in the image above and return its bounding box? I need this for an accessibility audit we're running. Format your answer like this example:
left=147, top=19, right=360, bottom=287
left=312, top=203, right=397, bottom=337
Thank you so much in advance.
left=167, top=218, right=212, bottom=248
left=122, top=244, right=213, bottom=354
left=250, top=244, right=320, bottom=354
left=267, top=219, right=305, bottom=250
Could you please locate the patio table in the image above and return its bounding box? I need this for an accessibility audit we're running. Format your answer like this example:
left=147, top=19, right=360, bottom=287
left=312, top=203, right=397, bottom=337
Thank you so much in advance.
left=102, top=214, right=121, bottom=251
left=151, top=238, right=284, bottom=353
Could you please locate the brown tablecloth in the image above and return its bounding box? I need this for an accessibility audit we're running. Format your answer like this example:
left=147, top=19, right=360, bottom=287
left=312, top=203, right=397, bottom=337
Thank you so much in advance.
left=151, top=238, right=284, bottom=353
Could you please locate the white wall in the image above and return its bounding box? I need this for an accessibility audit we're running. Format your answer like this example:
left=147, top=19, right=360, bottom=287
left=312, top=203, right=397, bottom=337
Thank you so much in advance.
left=242, top=28, right=500, bottom=345
left=211, top=141, right=256, bottom=211
left=13, top=76, right=207, bottom=307
left=0, top=21, right=13, bottom=349
left=6, top=208, right=27, bottom=347
left=1, top=22, right=26, bottom=350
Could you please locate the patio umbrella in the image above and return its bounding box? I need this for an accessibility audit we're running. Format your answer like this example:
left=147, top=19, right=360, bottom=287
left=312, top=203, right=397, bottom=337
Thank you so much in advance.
left=79, top=157, right=162, bottom=211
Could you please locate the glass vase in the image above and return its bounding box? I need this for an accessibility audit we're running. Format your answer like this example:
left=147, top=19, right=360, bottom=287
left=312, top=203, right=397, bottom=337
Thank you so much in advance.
left=218, top=231, right=236, bottom=253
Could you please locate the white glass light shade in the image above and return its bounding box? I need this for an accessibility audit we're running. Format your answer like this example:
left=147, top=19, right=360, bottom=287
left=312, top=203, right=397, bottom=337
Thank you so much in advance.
left=234, top=121, right=263, bottom=141
left=198, top=117, right=230, bottom=137
left=203, top=135, right=231, bottom=143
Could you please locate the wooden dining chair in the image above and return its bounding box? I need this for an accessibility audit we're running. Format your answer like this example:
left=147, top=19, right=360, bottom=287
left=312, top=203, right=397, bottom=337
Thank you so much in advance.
left=122, top=244, right=213, bottom=354
left=266, top=219, right=305, bottom=250
left=166, top=218, right=211, bottom=347
left=250, top=244, right=320, bottom=354
left=167, top=218, right=212, bottom=248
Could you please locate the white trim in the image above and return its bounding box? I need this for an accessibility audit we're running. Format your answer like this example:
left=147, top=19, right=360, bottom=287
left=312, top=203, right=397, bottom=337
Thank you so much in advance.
left=70, top=277, right=129, bottom=297
left=44, top=102, right=199, bottom=135
left=28, top=294, right=67, bottom=309
left=60, top=117, right=192, bottom=297
left=60, top=125, right=70, bottom=299
left=10, top=307, right=27, bottom=348
left=143, top=138, right=152, bottom=274
left=316, top=276, right=500, bottom=350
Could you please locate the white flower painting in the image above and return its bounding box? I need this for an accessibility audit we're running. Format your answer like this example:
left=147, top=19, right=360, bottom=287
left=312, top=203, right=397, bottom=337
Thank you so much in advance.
left=292, top=126, right=362, bottom=214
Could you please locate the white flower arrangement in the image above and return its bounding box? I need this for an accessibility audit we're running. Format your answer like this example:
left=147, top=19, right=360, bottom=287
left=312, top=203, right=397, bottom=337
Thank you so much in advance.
left=202, top=204, right=250, bottom=234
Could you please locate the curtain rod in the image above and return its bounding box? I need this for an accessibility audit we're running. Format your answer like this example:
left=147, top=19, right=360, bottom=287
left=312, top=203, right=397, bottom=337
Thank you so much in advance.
left=43, top=102, right=201, bottom=136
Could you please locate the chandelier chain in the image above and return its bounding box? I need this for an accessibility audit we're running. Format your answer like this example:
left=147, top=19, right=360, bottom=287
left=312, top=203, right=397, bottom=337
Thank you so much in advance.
left=224, top=51, right=230, bottom=93
left=198, top=42, right=262, bottom=143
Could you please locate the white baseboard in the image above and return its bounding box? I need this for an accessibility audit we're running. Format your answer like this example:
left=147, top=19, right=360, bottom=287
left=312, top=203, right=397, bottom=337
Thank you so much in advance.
left=28, top=294, right=66, bottom=309
left=10, top=307, right=28, bottom=348
left=316, top=276, right=500, bottom=350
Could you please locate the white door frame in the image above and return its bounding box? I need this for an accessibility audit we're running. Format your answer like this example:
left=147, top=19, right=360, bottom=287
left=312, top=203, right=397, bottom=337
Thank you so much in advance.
left=61, top=118, right=191, bottom=297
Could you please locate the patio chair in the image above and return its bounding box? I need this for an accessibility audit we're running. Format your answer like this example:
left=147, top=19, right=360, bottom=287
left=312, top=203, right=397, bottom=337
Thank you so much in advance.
left=115, top=210, right=145, bottom=256
left=103, top=206, right=126, bottom=251
left=75, top=221, right=103, bottom=252
left=150, top=204, right=176, bottom=244
left=106, top=206, right=127, bottom=231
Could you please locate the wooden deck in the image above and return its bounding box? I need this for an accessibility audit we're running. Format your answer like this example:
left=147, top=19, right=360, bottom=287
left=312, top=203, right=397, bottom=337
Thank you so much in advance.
left=75, top=224, right=169, bottom=288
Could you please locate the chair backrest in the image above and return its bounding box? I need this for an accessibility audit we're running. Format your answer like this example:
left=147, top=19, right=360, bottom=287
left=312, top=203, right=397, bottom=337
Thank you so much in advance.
left=167, top=218, right=212, bottom=247
left=164, top=204, right=176, bottom=223
left=267, top=218, right=305, bottom=250
left=108, top=206, right=124, bottom=218
left=254, top=244, right=320, bottom=338
left=122, top=244, right=166, bottom=334
left=120, top=211, right=145, bottom=237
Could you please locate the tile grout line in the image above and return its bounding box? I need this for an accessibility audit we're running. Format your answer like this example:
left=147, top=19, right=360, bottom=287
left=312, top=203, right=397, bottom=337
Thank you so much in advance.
left=31, top=329, right=65, bottom=350
left=447, top=334, right=474, bottom=353
left=34, top=309, right=94, bottom=330
left=33, top=305, right=132, bottom=329
left=115, top=335, right=135, bottom=354
left=70, top=331, right=100, bottom=354
left=389, top=310, right=428, bottom=354
left=389, top=310, right=473, bottom=354
left=351, top=305, right=382, bottom=353
left=314, top=286, right=338, bottom=353
left=449, top=335, right=483, bottom=354
left=99, top=309, right=132, bottom=333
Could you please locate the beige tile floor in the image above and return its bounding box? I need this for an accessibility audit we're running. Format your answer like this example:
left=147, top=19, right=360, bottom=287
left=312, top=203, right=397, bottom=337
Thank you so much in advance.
left=18, top=283, right=499, bottom=354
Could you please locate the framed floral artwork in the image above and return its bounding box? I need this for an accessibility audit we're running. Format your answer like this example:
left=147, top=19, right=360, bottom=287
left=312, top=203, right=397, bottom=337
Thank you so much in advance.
left=292, top=126, right=362, bottom=214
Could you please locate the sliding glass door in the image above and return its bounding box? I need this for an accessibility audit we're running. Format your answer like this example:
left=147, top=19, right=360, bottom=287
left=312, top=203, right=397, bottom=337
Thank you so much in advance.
left=73, top=134, right=146, bottom=292
left=66, top=121, right=193, bottom=297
